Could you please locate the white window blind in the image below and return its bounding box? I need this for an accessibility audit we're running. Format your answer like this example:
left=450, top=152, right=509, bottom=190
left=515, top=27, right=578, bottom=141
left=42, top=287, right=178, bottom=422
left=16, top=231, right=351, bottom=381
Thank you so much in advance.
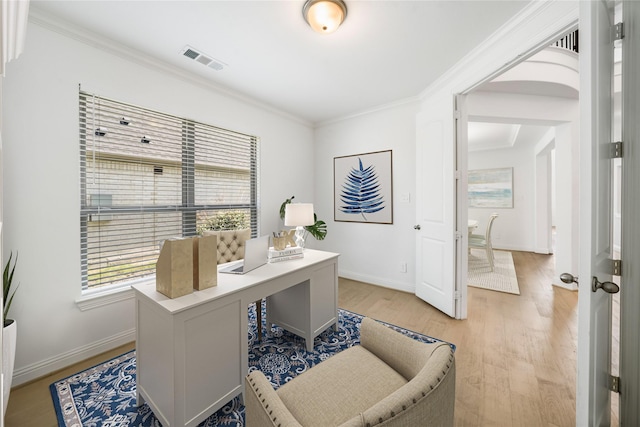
left=79, top=91, right=258, bottom=290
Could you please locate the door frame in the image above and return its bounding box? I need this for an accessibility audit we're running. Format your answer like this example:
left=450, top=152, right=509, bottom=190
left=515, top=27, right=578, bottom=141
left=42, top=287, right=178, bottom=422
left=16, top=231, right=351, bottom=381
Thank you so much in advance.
left=619, top=0, right=640, bottom=422
left=414, top=2, right=578, bottom=321
left=453, top=6, right=616, bottom=424
left=575, top=0, right=616, bottom=423
left=454, top=24, right=580, bottom=312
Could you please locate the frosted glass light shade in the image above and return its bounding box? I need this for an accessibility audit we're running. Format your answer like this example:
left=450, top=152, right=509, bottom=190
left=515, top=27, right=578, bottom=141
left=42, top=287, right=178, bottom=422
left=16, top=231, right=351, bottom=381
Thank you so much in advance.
left=284, top=203, right=315, bottom=227
left=303, top=0, right=347, bottom=34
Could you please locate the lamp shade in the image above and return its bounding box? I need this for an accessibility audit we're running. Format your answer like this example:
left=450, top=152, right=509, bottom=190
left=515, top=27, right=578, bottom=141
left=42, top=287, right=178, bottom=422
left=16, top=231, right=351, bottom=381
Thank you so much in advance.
left=284, top=203, right=315, bottom=227
left=303, top=0, right=347, bottom=34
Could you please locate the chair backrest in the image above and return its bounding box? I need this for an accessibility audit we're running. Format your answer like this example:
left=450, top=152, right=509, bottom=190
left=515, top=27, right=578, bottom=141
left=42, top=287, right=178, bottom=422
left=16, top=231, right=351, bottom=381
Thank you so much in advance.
left=202, top=228, right=251, bottom=264
left=485, top=214, right=498, bottom=245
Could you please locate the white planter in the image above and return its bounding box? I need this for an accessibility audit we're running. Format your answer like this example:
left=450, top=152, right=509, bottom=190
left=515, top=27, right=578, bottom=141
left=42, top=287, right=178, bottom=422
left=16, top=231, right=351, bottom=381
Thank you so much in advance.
left=3, top=319, right=17, bottom=414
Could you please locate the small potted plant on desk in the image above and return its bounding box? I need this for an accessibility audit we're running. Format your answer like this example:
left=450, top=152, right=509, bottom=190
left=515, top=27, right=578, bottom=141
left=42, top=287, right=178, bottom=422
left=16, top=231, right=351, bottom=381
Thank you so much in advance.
left=3, top=252, right=19, bottom=413
left=279, top=196, right=328, bottom=242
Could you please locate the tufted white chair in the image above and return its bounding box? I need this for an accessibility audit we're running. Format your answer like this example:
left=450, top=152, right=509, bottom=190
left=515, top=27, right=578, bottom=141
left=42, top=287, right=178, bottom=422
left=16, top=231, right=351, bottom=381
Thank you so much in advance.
left=204, top=228, right=251, bottom=264
left=203, top=228, right=264, bottom=339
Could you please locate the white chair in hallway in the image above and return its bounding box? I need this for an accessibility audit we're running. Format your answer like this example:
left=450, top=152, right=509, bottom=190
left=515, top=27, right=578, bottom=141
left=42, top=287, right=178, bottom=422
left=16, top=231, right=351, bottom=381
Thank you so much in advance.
left=469, top=213, right=499, bottom=271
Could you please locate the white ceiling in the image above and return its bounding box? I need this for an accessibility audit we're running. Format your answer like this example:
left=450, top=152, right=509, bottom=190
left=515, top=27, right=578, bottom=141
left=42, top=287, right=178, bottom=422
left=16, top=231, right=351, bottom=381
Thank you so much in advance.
left=29, top=0, right=530, bottom=124
left=468, top=122, right=552, bottom=151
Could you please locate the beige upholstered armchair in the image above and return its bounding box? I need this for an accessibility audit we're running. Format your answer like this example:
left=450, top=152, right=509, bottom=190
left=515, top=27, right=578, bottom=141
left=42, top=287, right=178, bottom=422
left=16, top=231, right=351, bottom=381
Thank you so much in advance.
left=245, top=317, right=455, bottom=427
left=204, top=228, right=264, bottom=338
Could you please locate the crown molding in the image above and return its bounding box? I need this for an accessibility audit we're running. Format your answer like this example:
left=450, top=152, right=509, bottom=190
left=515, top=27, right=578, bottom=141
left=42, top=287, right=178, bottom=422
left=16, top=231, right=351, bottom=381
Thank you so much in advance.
left=27, top=7, right=313, bottom=128
left=315, top=95, right=421, bottom=128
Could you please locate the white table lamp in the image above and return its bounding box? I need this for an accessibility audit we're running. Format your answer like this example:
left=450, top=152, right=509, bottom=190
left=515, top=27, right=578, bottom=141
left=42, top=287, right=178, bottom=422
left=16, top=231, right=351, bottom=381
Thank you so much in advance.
left=284, top=203, right=315, bottom=248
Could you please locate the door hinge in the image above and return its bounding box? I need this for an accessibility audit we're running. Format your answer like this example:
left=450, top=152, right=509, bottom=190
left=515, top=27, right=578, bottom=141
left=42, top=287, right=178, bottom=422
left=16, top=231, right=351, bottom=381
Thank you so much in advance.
left=454, top=291, right=462, bottom=300
left=608, top=259, right=622, bottom=276
left=610, top=375, right=620, bottom=393
left=613, top=22, right=625, bottom=41
left=455, top=231, right=463, bottom=240
left=455, top=170, right=461, bottom=179
left=610, top=141, right=623, bottom=159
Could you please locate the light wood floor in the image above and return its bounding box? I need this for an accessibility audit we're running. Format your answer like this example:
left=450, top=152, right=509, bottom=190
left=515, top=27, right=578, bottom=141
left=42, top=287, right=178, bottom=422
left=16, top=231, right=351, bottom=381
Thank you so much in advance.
left=341, top=251, right=580, bottom=426
left=6, top=251, right=586, bottom=426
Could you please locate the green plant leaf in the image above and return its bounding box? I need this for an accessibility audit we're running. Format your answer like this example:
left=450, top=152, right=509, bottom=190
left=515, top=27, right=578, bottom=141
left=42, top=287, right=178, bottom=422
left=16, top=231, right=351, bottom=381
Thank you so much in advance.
left=280, top=197, right=328, bottom=241
left=279, top=195, right=295, bottom=221
left=305, top=217, right=327, bottom=241
left=3, top=251, right=19, bottom=324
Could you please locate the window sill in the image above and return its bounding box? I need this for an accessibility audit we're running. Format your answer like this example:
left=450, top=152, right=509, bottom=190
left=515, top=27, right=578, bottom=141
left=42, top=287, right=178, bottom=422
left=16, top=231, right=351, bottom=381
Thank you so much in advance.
left=75, top=285, right=135, bottom=311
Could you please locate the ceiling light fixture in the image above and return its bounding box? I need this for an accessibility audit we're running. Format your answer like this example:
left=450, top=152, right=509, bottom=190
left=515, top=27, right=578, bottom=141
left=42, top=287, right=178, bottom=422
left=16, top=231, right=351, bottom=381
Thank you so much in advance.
left=302, top=0, right=347, bottom=34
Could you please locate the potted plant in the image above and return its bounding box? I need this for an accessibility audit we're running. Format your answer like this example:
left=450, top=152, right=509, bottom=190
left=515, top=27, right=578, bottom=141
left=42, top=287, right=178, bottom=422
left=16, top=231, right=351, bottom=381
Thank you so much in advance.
left=279, top=196, right=328, bottom=241
left=3, top=252, right=19, bottom=413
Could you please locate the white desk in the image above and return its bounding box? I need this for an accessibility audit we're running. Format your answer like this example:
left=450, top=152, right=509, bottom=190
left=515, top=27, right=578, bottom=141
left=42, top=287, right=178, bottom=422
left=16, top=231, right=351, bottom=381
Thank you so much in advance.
left=133, top=249, right=339, bottom=427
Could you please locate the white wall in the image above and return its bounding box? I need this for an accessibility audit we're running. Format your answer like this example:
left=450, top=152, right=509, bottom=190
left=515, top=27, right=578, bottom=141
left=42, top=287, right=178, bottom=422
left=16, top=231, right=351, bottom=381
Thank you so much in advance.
left=468, top=144, right=536, bottom=252
left=534, top=133, right=555, bottom=254
left=313, top=102, right=419, bottom=292
left=1, top=21, right=314, bottom=385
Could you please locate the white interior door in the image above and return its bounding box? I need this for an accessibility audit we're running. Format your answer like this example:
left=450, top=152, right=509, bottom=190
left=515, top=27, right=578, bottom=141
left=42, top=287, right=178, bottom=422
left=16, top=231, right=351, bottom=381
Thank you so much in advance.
left=576, top=0, right=616, bottom=424
left=415, top=97, right=458, bottom=318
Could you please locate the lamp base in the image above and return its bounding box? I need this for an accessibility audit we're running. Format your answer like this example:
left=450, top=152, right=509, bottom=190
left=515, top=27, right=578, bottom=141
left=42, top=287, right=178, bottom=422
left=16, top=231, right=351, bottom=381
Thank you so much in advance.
left=294, top=226, right=307, bottom=248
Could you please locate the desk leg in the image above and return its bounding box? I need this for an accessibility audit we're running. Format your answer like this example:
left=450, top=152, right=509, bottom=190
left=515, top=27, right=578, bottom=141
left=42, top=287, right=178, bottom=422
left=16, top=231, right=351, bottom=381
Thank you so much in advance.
left=255, top=299, right=262, bottom=341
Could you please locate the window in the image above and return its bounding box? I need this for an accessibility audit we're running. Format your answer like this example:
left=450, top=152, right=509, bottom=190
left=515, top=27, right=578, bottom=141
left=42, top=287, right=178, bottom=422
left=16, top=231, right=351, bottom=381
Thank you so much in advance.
left=79, top=92, right=258, bottom=291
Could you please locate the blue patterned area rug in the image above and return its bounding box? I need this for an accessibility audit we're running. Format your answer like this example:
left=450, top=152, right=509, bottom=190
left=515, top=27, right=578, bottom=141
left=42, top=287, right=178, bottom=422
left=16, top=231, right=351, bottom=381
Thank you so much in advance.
left=50, top=306, right=453, bottom=426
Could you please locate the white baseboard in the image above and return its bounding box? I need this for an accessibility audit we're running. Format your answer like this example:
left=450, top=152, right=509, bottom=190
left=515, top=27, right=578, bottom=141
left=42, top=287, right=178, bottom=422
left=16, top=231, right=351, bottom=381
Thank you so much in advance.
left=12, top=328, right=135, bottom=387
left=492, top=244, right=536, bottom=253
left=338, top=269, right=415, bottom=294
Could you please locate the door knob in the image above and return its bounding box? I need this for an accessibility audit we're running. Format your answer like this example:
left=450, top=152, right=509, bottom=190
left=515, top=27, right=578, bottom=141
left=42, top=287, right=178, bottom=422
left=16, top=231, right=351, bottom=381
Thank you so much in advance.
left=560, top=273, right=578, bottom=284
left=414, top=225, right=421, bottom=230
left=591, top=276, right=620, bottom=294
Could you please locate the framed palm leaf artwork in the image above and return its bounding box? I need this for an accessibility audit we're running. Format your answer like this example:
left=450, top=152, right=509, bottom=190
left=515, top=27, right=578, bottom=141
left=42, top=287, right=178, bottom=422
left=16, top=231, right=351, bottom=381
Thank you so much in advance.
left=334, top=150, right=393, bottom=224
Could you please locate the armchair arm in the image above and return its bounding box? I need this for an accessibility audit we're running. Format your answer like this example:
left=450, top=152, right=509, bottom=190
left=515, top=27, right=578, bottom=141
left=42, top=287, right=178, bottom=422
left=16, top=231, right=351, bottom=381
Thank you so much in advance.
left=245, top=370, right=303, bottom=427
left=359, top=317, right=445, bottom=380
left=357, top=346, right=455, bottom=427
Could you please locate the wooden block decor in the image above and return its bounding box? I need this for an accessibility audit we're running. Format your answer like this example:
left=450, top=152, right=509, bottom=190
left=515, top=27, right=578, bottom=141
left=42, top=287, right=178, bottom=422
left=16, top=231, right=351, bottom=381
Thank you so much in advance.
left=156, top=237, right=194, bottom=299
left=193, top=235, right=218, bottom=290
left=272, top=236, right=286, bottom=251
left=283, top=229, right=297, bottom=247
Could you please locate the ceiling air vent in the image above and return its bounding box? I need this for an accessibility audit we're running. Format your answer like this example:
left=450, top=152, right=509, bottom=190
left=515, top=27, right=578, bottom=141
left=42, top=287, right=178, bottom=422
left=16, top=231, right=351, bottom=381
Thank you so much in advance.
left=183, top=47, right=199, bottom=60
left=181, top=45, right=226, bottom=71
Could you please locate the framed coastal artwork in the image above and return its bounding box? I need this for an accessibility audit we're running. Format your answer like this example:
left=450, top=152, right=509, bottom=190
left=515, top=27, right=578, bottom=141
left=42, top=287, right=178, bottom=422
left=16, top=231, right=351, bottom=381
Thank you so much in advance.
left=334, top=150, right=393, bottom=224
left=468, top=167, right=513, bottom=208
